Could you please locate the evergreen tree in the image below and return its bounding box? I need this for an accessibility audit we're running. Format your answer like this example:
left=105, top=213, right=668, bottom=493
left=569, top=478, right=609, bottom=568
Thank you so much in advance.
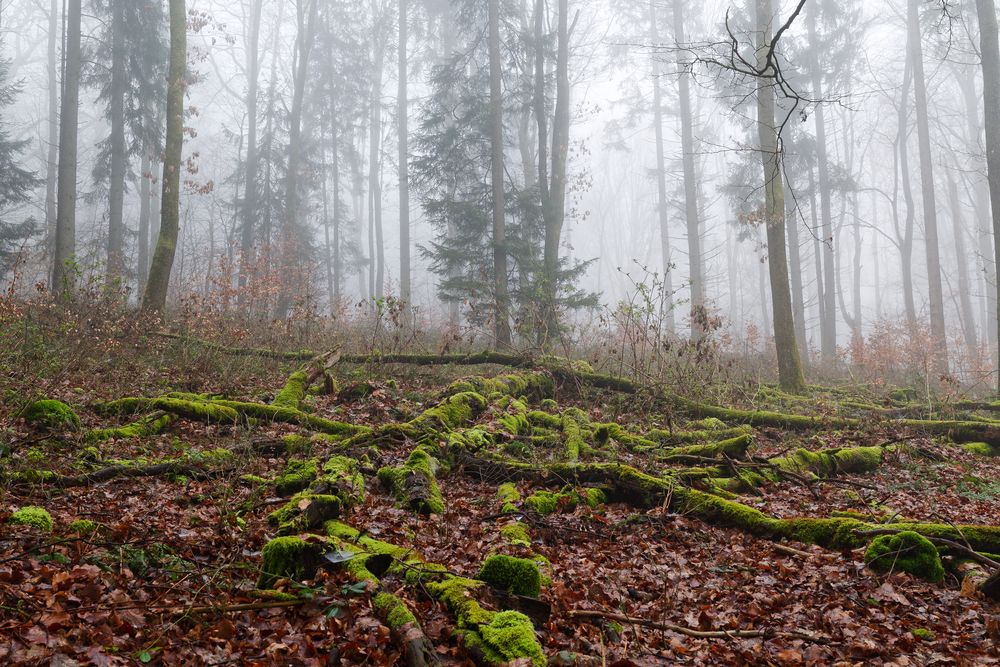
left=0, top=51, right=38, bottom=275
left=83, top=0, right=167, bottom=285
left=414, top=0, right=594, bottom=338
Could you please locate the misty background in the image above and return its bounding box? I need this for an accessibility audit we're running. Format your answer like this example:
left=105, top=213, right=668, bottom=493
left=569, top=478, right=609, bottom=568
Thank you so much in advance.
left=0, top=0, right=994, bottom=387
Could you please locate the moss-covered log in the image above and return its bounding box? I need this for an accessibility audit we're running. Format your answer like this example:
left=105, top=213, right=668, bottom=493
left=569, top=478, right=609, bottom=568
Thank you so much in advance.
left=452, top=452, right=1000, bottom=554
left=257, top=521, right=546, bottom=666
left=445, top=372, right=555, bottom=402
left=378, top=447, right=446, bottom=514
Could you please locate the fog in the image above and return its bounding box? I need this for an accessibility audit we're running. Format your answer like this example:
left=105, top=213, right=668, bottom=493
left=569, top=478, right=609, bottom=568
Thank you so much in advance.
left=0, top=0, right=997, bottom=388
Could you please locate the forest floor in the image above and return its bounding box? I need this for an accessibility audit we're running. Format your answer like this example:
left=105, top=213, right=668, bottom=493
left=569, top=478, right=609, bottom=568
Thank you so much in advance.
left=2, top=317, right=1000, bottom=665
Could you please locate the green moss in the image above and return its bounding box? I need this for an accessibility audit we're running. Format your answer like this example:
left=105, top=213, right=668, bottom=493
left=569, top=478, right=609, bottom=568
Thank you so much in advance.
left=445, top=372, right=554, bottom=402
left=475, top=610, right=546, bottom=666
left=581, top=487, right=606, bottom=508
left=268, top=493, right=342, bottom=534
left=312, top=456, right=365, bottom=507
left=257, top=536, right=322, bottom=588
left=524, top=490, right=565, bottom=515
left=687, top=417, right=728, bottom=430
left=527, top=410, right=562, bottom=429
left=86, top=412, right=174, bottom=442
left=250, top=589, right=300, bottom=602
left=211, top=399, right=365, bottom=435
left=373, top=592, right=417, bottom=629
left=67, top=519, right=98, bottom=534
left=962, top=442, right=1000, bottom=457
left=272, top=370, right=310, bottom=409
left=864, top=531, right=944, bottom=583
left=378, top=447, right=445, bottom=515
left=21, top=399, right=80, bottom=430
left=661, top=434, right=753, bottom=461
left=477, top=554, right=542, bottom=597
left=540, top=399, right=558, bottom=411
left=497, top=482, right=520, bottom=504
left=409, top=391, right=488, bottom=433
left=500, top=522, right=531, bottom=547
left=274, top=458, right=318, bottom=496
left=911, top=628, right=935, bottom=640
left=8, top=506, right=54, bottom=531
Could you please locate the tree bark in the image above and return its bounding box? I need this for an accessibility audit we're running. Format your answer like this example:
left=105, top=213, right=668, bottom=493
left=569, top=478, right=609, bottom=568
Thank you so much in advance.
left=908, top=0, right=948, bottom=374
left=488, top=0, right=513, bottom=348
left=275, top=0, right=319, bottom=319
left=947, top=171, right=979, bottom=361
left=44, top=0, right=58, bottom=262
left=238, top=0, right=263, bottom=308
left=540, top=0, right=570, bottom=346
left=138, top=152, right=151, bottom=292
left=806, top=3, right=836, bottom=366
left=398, top=0, right=410, bottom=314
left=672, top=0, right=702, bottom=337
left=648, top=0, right=675, bottom=337
left=106, top=0, right=127, bottom=284
left=897, top=54, right=917, bottom=331
left=52, top=0, right=81, bottom=293
left=141, top=0, right=186, bottom=314
left=369, top=18, right=386, bottom=303
left=755, top=0, right=805, bottom=393
left=976, top=0, right=1000, bottom=393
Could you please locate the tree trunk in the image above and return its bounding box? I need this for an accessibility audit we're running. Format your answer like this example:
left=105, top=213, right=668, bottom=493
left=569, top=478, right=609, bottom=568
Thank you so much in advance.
left=141, top=0, right=185, bottom=314
left=755, top=0, right=805, bottom=393
left=648, top=0, right=675, bottom=337
left=45, top=0, right=58, bottom=262
left=540, top=0, right=570, bottom=346
left=275, top=0, right=319, bottom=319
left=106, top=0, right=127, bottom=284
left=785, top=175, right=808, bottom=365
left=672, top=0, right=703, bottom=337
left=908, top=0, right=948, bottom=374
left=52, top=0, right=81, bottom=293
left=398, top=0, right=411, bottom=314
left=369, top=24, right=386, bottom=303
left=488, top=0, right=513, bottom=348
left=947, top=172, right=979, bottom=362
left=975, top=0, right=1000, bottom=393
left=138, top=152, right=151, bottom=292
left=958, top=72, right=998, bottom=360
left=897, top=54, right=917, bottom=331
left=806, top=4, right=836, bottom=366
left=238, top=0, right=263, bottom=308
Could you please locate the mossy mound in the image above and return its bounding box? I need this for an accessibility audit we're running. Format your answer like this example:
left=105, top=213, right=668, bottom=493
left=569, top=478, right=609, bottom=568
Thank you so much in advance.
left=500, top=522, right=531, bottom=547
left=477, top=554, right=542, bottom=597
left=21, top=399, right=80, bottom=430
left=962, top=442, right=1000, bottom=457
left=864, top=531, right=945, bottom=583
left=67, top=519, right=98, bottom=534
left=8, top=506, right=54, bottom=531
left=474, top=610, right=546, bottom=666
